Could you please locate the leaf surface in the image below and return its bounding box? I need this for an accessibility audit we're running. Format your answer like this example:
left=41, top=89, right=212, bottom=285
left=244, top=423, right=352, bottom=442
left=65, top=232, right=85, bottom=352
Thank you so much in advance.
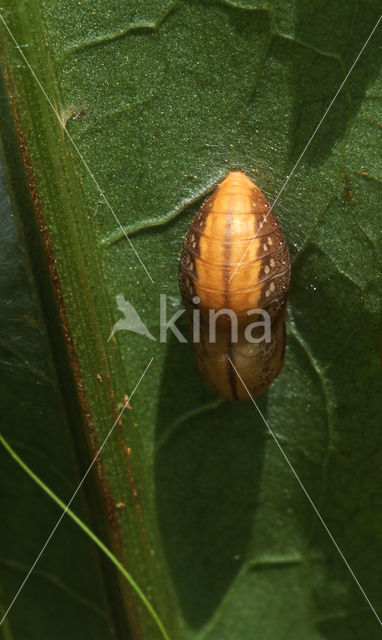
left=0, top=1, right=381, bottom=638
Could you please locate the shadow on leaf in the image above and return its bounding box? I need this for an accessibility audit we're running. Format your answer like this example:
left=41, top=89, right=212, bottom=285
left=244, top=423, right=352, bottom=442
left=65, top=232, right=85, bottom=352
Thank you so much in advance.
left=289, top=2, right=382, bottom=165
left=154, top=331, right=267, bottom=628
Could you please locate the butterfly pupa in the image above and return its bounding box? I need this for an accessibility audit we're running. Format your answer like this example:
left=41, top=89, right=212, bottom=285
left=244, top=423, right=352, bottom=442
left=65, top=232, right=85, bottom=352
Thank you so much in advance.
left=178, top=171, right=291, bottom=401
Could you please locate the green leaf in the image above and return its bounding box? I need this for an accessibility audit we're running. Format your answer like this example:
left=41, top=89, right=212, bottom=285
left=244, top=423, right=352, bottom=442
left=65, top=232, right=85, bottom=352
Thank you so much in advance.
left=1, top=1, right=382, bottom=639
left=0, top=161, right=117, bottom=638
left=0, top=433, right=169, bottom=640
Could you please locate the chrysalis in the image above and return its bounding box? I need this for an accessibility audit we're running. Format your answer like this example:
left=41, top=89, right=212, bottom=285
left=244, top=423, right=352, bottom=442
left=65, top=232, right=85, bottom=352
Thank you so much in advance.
left=179, top=171, right=291, bottom=401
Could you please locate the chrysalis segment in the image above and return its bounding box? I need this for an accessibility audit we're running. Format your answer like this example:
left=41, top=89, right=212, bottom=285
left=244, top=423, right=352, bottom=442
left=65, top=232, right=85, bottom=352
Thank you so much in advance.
left=179, top=171, right=291, bottom=401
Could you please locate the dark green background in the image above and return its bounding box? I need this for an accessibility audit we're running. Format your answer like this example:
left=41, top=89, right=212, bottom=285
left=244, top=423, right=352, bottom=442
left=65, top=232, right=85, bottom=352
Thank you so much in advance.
left=1, top=1, right=382, bottom=639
